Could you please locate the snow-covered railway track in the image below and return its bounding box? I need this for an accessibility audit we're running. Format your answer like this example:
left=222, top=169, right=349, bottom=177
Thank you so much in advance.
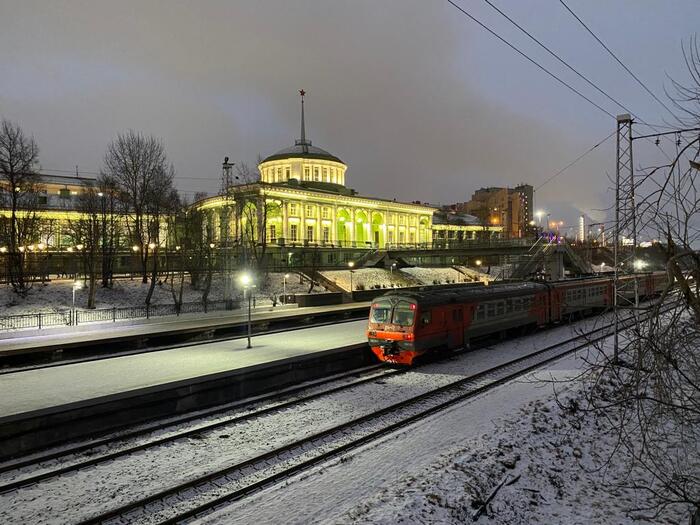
left=0, top=363, right=399, bottom=492
left=74, top=313, right=644, bottom=525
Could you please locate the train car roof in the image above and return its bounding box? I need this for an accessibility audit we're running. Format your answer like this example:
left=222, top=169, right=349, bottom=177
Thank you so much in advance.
left=374, top=281, right=548, bottom=307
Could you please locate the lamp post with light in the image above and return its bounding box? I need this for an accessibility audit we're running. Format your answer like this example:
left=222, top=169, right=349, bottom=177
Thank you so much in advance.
left=348, top=261, right=355, bottom=292
left=283, top=273, right=290, bottom=304
left=240, top=273, right=255, bottom=348
left=72, top=280, right=83, bottom=323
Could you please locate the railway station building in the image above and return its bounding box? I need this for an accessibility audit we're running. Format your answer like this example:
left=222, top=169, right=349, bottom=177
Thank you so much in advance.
left=194, top=94, right=502, bottom=252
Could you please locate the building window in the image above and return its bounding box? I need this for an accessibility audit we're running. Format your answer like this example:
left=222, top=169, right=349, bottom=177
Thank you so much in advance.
left=323, top=167, right=328, bottom=181
left=409, top=231, right=415, bottom=243
left=304, top=167, right=310, bottom=180
left=321, top=207, right=330, bottom=219
left=276, top=167, right=282, bottom=181
left=269, top=225, right=276, bottom=242
left=59, top=188, right=71, bottom=198
left=289, top=203, right=297, bottom=216
left=322, top=226, right=330, bottom=243
left=399, top=231, right=405, bottom=243
left=399, top=215, right=405, bottom=225
left=313, top=167, right=319, bottom=181
left=306, top=225, right=314, bottom=242
left=285, top=167, right=290, bottom=179
left=290, top=224, right=298, bottom=241
left=305, top=204, right=313, bottom=216
left=388, top=231, right=394, bottom=244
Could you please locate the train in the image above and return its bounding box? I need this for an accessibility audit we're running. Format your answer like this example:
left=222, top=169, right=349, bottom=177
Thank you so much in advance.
left=366, top=272, right=668, bottom=365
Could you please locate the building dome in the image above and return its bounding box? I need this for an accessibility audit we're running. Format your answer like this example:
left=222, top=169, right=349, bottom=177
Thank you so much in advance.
left=258, top=91, right=348, bottom=187
left=261, top=140, right=343, bottom=164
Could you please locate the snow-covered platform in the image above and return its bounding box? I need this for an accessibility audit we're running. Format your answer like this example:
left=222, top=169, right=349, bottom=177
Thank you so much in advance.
left=0, top=302, right=370, bottom=360
left=0, top=319, right=372, bottom=459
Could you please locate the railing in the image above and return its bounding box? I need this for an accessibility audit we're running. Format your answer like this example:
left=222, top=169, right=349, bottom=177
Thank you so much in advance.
left=0, top=299, right=241, bottom=332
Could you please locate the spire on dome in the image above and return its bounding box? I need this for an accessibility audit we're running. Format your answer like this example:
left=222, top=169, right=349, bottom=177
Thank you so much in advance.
left=296, top=89, right=310, bottom=152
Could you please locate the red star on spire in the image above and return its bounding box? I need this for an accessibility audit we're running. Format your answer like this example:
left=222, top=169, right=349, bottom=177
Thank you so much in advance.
left=299, top=89, right=306, bottom=97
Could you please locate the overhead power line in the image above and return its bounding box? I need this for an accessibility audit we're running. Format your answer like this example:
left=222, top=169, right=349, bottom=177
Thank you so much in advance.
left=481, top=0, right=631, bottom=115
left=446, top=0, right=616, bottom=119
left=535, top=130, right=616, bottom=192
left=558, top=0, right=682, bottom=123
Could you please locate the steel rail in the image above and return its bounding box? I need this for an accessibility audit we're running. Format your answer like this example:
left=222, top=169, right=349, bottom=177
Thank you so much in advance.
left=77, top=310, right=650, bottom=525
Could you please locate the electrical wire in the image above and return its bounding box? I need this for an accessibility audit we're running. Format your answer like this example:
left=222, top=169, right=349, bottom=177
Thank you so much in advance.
left=558, top=0, right=683, bottom=123
left=446, top=0, right=616, bottom=120
left=535, top=130, right=616, bottom=192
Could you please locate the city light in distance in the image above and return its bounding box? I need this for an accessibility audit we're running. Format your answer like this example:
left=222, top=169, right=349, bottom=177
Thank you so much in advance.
left=240, top=273, right=252, bottom=286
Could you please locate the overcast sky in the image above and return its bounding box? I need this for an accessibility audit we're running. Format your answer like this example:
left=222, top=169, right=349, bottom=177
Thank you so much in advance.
left=1, top=1, right=697, bottom=229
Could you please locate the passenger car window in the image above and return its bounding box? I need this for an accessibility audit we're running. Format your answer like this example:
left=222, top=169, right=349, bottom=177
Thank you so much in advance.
left=392, top=301, right=416, bottom=327
left=370, top=301, right=391, bottom=323
left=421, top=312, right=432, bottom=325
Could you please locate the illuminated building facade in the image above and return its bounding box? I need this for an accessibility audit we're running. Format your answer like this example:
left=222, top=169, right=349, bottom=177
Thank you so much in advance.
left=195, top=92, right=501, bottom=250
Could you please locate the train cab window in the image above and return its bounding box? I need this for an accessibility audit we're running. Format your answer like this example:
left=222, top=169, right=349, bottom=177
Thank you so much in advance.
left=476, top=305, right=485, bottom=320
left=392, top=301, right=416, bottom=327
left=486, top=303, right=496, bottom=318
left=370, top=300, right=391, bottom=323
left=496, top=301, right=505, bottom=316
left=420, top=311, right=432, bottom=325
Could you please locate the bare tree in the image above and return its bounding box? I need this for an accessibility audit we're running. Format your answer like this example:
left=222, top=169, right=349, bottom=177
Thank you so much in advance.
left=579, top=38, right=700, bottom=521
left=143, top=166, right=178, bottom=306
left=0, top=119, right=41, bottom=296
left=98, top=174, right=121, bottom=288
left=103, top=130, right=173, bottom=284
left=68, top=185, right=102, bottom=308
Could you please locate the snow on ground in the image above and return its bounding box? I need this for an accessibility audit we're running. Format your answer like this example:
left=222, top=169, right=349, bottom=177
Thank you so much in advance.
left=0, top=272, right=326, bottom=316
left=400, top=266, right=471, bottom=285
left=200, top=349, right=689, bottom=525
left=0, top=317, right=616, bottom=524
left=321, top=268, right=420, bottom=291
left=333, top=364, right=687, bottom=524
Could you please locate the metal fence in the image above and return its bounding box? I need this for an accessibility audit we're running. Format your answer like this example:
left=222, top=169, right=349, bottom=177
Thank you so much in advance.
left=0, top=299, right=240, bottom=332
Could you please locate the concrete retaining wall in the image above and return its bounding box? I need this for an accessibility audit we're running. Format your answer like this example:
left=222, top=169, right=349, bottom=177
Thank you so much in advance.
left=0, top=343, right=374, bottom=460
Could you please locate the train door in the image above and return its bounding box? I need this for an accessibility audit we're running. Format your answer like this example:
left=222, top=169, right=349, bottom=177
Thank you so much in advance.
left=448, top=307, right=464, bottom=349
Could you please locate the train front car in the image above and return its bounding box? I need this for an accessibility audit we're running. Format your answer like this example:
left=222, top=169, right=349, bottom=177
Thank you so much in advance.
left=367, top=295, right=421, bottom=365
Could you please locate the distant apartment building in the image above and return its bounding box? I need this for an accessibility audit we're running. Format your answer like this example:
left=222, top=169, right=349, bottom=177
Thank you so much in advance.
left=452, top=184, right=533, bottom=239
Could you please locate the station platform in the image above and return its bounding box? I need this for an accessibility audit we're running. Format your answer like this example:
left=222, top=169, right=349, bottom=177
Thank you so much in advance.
left=0, top=319, right=372, bottom=459
left=0, top=301, right=370, bottom=360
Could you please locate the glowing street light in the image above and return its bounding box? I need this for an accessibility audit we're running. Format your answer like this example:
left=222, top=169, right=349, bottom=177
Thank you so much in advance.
left=283, top=273, right=290, bottom=304
left=72, top=280, right=84, bottom=315
left=132, top=245, right=139, bottom=252
left=0, top=247, right=6, bottom=254
left=148, top=242, right=156, bottom=250
left=348, top=261, right=355, bottom=292
left=475, top=259, right=482, bottom=267
left=209, top=243, right=215, bottom=249
left=76, top=244, right=84, bottom=251
left=240, top=273, right=255, bottom=348
left=633, top=259, right=647, bottom=271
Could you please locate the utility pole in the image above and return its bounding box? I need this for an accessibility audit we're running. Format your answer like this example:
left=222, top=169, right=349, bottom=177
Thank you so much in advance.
left=222, top=157, right=235, bottom=308
left=614, top=114, right=637, bottom=363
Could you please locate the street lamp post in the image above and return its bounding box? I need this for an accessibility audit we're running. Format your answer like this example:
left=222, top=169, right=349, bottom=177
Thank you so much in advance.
left=240, top=273, right=255, bottom=348
left=348, top=261, right=355, bottom=292
left=283, top=273, right=289, bottom=304
left=72, top=280, right=83, bottom=324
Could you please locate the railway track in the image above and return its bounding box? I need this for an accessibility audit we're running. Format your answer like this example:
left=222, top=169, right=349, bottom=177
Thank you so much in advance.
left=66, top=311, right=644, bottom=525
left=0, top=363, right=400, bottom=488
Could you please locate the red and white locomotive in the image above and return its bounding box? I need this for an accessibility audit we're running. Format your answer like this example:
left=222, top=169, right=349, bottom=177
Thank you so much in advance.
left=366, top=273, right=667, bottom=365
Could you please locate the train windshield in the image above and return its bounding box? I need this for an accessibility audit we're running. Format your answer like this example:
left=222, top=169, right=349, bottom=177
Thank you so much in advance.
left=392, top=301, right=416, bottom=326
left=370, top=300, right=392, bottom=323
